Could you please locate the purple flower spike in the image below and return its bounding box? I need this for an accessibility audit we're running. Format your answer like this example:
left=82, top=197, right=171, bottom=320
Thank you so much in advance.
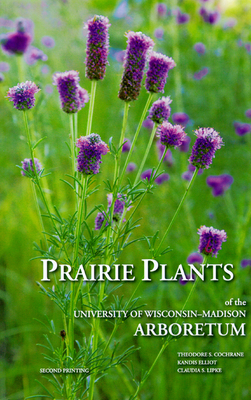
left=122, top=138, right=131, bottom=152
left=84, top=15, right=110, bottom=80
left=76, top=133, right=109, bottom=175
left=206, top=174, right=233, bottom=196
left=157, top=3, right=167, bottom=17
left=142, top=118, right=154, bottom=130
left=21, top=158, right=42, bottom=177
left=155, top=173, right=169, bottom=185
left=245, top=109, right=251, bottom=118
left=187, top=252, right=203, bottom=264
left=127, top=162, right=137, bottom=172
left=53, top=71, right=88, bottom=113
left=176, top=11, right=190, bottom=24
left=148, top=96, right=172, bottom=124
left=241, top=259, right=251, bottom=268
left=1, top=30, right=32, bottom=55
left=172, top=112, right=190, bottom=127
left=145, top=52, right=176, bottom=93
left=189, top=127, right=223, bottom=169
left=194, top=67, right=209, bottom=80
left=95, top=212, right=106, bottom=230
left=234, top=122, right=251, bottom=136
left=157, top=121, right=187, bottom=149
left=7, top=81, right=40, bottom=110
left=198, top=226, right=227, bottom=257
left=194, top=42, right=206, bottom=54
left=118, top=31, right=154, bottom=101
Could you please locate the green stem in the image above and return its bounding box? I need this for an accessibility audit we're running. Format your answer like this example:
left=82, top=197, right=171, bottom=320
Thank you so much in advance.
left=119, top=93, right=153, bottom=185
left=113, top=101, right=130, bottom=185
left=155, top=167, right=199, bottom=257
left=86, top=80, right=97, bottom=136
left=134, top=122, right=157, bottom=185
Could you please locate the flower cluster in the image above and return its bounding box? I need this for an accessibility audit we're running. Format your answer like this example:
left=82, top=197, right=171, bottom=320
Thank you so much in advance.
left=199, top=7, right=220, bottom=25
left=21, top=158, right=42, bottom=177
left=1, top=19, right=32, bottom=55
left=148, top=96, right=172, bottom=124
left=233, top=122, right=251, bottom=136
left=53, top=71, right=89, bottom=113
left=145, top=52, right=175, bottom=93
left=76, top=133, right=109, bottom=175
left=198, top=226, right=227, bottom=257
left=157, top=121, right=186, bottom=149
left=118, top=31, right=154, bottom=101
left=206, top=174, right=233, bottom=196
left=189, top=127, right=223, bottom=169
left=95, top=193, right=129, bottom=229
left=84, top=15, right=110, bottom=80
left=7, top=81, right=40, bottom=110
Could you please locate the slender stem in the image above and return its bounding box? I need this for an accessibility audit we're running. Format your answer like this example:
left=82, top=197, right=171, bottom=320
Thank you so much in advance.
left=86, top=80, right=97, bottom=137
left=17, top=55, right=24, bottom=82
left=70, top=114, right=75, bottom=180
left=119, top=93, right=153, bottom=185
left=23, top=111, right=48, bottom=248
left=155, top=167, right=199, bottom=257
left=134, top=122, right=157, bottom=185
left=113, top=101, right=130, bottom=185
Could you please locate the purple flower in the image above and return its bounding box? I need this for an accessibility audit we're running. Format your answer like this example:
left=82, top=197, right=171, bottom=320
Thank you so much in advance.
left=118, top=31, right=154, bottom=101
left=95, top=212, right=106, bottom=230
left=157, top=121, right=187, bottom=149
left=122, top=138, right=131, bottom=152
left=145, top=52, right=175, bottom=93
left=206, top=174, right=233, bottom=196
left=142, top=118, right=154, bottom=130
left=198, top=226, right=227, bottom=257
left=154, top=28, right=164, bottom=40
left=84, top=15, right=110, bottom=80
left=0, top=62, right=10, bottom=72
left=114, top=50, right=126, bottom=63
left=179, top=136, right=191, bottom=152
left=176, top=11, right=190, bottom=24
left=200, top=8, right=220, bottom=25
left=41, top=36, right=55, bottom=48
left=241, top=259, right=251, bottom=268
left=7, top=81, right=40, bottom=110
left=53, top=71, right=89, bottom=113
left=182, top=171, right=193, bottom=181
left=76, top=133, right=109, bottom=175
left=157, top=3, right=167, bottom=17
left=24, top=46, right=48, bottom=65
left=21, top=158, right=42, bottom=177
left=245, top=43, right=251, bottom=53
left=155, top=173, right=169, bottom=185
left=172, top=112, right=190, bottom=127
left=187, top=252, right=203, bottom=264
left=234, top=122, right=251, bottom=136
left=107, top=193, right=128, bottom=222
left=156, top=140, right=173, bottom=166
left=126, top=162, right=137, bottom=172
left=194, top=67, right=209, bottom=80
left=148, top=96, right=172, bottom=124
left=189, top=127, right=223, bottom=169
left=245, top=109, right=251, bottom=118
left=194, top=42, right=206, bottom=54
left=1, top=19, right=32, bottom=55
left=141, top=169, right=154, bottom=181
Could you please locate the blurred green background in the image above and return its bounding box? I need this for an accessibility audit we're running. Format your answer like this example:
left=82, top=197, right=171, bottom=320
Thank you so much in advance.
left=0, top=0, right=251, bottom=399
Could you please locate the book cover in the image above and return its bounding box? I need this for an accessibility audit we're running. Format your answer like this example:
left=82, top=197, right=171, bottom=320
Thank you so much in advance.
left=1, top=0, right=250, bottom=399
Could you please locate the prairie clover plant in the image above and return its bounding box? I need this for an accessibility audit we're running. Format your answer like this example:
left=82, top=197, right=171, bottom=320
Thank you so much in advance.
left=7, top=14, right=227, bottom=400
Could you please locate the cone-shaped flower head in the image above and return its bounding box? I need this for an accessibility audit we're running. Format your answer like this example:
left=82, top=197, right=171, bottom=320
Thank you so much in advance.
left=84, top=15, right=110, bottom=80
left=157, top=121, right=187, bottom=148
left=53, top=71, right=89, bottom=113
left=148, top=96, right=172, bottom=124
left=7, top=81, right=40, bottom=110
left=189, top=127, right=223, bottom=169
left=1, top=19, right=32, bottom=55
left=118, top=31, right=154, bottom=101
left=76, top=133, right=109, bottom=175
left=21, top=158, right=42, bottom=177
left=198, top=226, right=227, bottom=257
left=145, top=52, right=176, bottom=93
